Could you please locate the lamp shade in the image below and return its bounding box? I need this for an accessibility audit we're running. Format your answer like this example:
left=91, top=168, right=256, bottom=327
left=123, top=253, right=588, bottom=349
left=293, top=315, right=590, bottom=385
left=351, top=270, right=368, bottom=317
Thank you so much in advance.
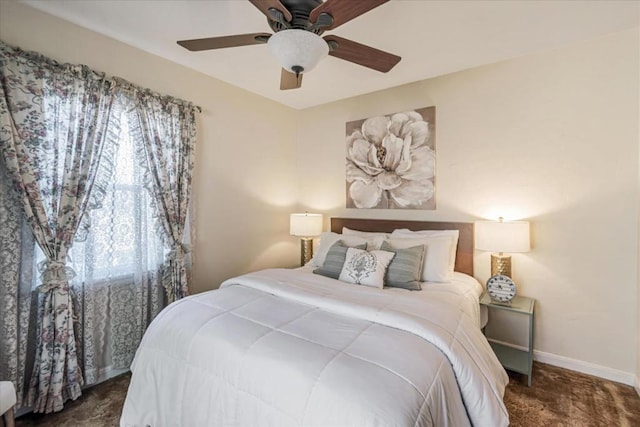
left=290, top=213, right=323, bottom=237
left=475, top=219, right=530, bottom=253
left=267, top=29, right=329, bottom=74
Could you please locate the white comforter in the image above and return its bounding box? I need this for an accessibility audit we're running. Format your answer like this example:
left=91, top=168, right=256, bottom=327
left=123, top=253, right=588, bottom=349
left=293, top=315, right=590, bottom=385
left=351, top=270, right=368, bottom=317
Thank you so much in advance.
left=121, top=268, right=509, bottom=427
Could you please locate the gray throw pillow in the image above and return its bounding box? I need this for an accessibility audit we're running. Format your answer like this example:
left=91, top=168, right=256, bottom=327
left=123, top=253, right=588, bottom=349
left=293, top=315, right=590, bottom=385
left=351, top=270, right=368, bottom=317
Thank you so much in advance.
left=380, top=241, right=426, bottom=291
left=313, top=241, right=367, bottom=280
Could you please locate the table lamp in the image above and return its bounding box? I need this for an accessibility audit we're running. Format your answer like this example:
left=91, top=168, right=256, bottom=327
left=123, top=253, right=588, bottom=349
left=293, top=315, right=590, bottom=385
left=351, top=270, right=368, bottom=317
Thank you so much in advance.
left=474, top=217, right=530, bottom=277
left=290, top=212, right=323, bottom=266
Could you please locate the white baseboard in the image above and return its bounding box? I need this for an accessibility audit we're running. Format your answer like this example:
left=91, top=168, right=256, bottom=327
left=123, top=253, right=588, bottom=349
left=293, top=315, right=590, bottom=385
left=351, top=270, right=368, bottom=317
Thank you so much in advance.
left=635, top=375, right=640, bottom=397
left=534, top=350, right=635, bottom=386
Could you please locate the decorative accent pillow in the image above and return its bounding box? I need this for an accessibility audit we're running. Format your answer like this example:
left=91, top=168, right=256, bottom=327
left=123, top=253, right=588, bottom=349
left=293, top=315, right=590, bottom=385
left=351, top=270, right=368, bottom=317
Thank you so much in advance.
left=338, top=248, right=395, bottom=288
left=380, top=241, right=426, bottom=291
left=313, top=241, right=367, bottom=280
left=310, top=232, right=368, bottom=267
left=391, top=229, right=459, bottom=276
left=342, top=227, right=390, bottom=250
left=385, top=237, right=453, bottom=283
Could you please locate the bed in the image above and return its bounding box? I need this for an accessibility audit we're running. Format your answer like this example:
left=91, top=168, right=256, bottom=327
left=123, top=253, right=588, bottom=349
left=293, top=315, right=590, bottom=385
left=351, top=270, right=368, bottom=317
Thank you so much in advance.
left=120, top=218, right=509, bottom=427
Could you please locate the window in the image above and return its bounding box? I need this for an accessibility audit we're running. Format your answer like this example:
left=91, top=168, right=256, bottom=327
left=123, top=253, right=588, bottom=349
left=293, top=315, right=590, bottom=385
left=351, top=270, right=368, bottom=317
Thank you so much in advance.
left=34, top=109, right=167, bottom=286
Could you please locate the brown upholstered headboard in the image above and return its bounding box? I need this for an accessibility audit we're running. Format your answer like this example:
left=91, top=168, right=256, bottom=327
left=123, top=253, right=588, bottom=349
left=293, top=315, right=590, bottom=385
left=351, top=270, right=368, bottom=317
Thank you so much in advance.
left=330, top=218, right=474, bottom=277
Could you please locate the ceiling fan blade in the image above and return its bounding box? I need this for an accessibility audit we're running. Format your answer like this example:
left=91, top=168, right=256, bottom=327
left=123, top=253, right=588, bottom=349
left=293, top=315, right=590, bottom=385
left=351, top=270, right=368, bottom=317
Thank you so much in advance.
left=280, top=69, right=303, bottom=90
left=177, top=33, right=271, bottom=51
left=324, top=35, right=400, bottom=73
left=310, top=0, right=389, bottom=31
left=248, top=0, right=292, bottom=22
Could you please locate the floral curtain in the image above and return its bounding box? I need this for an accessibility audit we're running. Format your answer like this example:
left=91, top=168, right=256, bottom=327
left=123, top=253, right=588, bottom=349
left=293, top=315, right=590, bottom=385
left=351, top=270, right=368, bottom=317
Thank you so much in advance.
left=0, top=42, right=118, bottom=412
left=128, top=88, right=197, bottom=303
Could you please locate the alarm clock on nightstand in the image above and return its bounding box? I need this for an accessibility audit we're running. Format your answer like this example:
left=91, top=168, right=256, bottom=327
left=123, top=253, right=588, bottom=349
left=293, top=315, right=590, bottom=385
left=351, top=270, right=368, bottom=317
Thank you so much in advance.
left=486, top=274, right=517, bottom=303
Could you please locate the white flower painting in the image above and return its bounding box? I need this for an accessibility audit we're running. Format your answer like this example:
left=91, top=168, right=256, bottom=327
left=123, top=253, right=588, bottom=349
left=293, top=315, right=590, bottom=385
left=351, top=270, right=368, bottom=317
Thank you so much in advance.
left=346, top=107, right=436, bottom=209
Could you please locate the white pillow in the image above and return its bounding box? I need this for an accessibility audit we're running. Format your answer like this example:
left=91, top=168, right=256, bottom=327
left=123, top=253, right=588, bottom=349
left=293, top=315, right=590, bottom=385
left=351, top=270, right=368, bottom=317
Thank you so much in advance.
left=391, top=229, right=459, bottom=276
left=385, top=236, right=454, bottom=283
left=339, top=248, right=395, bottom=288
left=311, top=232, right=368, bottom=267
left=341, top=227, right=389, bottom=250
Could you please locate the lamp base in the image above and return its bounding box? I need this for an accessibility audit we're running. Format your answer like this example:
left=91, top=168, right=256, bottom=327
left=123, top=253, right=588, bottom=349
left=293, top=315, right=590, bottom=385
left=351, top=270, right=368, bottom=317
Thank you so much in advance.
left=300, top=238, right=314, bottom=266
left=491, top=253, right=512, bottom=277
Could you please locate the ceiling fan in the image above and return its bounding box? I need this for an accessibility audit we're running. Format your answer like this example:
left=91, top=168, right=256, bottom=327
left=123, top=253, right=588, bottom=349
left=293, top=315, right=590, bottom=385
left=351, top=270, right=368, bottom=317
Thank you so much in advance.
left=177, top=0, right=401, bottom=90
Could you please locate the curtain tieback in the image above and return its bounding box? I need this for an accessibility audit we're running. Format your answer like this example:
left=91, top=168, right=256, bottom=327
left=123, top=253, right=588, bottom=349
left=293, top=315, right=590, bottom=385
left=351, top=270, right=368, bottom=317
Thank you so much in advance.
left=37, top=260, right=76, bottom=293
left=164, top=243, right=192, bottom=302
left=167, top=243, right=192, bottom=263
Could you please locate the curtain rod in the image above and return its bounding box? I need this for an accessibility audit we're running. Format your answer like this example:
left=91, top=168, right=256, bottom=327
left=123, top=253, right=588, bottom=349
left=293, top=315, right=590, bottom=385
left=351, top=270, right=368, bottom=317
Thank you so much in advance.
left=1, top=41, right=203, bottom=114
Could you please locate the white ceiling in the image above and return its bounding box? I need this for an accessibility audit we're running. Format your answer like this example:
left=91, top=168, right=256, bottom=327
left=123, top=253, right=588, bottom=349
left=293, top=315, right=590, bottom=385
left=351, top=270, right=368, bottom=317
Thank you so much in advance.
left=22, top=0, right=639, bottom=110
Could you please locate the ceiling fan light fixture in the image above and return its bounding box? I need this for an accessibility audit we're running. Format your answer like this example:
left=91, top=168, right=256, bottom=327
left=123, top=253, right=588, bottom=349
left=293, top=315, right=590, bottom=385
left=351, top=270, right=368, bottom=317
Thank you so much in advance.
left=267, top=29, right=329, bottom=74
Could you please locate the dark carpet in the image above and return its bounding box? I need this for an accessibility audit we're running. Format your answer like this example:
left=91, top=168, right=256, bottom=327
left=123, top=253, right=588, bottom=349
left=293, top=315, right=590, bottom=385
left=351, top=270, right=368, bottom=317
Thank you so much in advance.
left=15, top=362, right=640, bottom=426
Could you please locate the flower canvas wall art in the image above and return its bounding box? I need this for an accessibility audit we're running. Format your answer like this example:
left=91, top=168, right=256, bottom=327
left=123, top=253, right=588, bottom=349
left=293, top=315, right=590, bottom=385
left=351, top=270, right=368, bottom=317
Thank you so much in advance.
left=346, top=107, right=435, bottom=209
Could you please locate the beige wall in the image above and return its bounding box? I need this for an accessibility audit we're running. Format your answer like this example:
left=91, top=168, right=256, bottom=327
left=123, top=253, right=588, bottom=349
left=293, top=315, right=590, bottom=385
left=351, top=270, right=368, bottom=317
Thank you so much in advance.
left=295, top=29, right=640, bottom=376
left=0, top=2, right=302, bottom=294
left=2, top=1, right=639, bottom=380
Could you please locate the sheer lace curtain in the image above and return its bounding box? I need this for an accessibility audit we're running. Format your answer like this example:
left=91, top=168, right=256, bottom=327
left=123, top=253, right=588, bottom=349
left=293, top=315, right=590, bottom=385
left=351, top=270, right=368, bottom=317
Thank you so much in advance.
left=0, top=159, right=36, bottom=411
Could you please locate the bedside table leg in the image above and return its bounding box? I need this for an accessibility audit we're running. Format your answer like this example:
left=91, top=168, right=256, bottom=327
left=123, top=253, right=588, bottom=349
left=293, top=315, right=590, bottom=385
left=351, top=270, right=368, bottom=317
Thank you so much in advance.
left=527, top=311, right=534, bottom=387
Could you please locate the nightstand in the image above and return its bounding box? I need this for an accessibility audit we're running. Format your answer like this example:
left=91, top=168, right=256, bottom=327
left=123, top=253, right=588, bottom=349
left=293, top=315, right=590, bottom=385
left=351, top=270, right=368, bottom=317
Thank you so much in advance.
left=480, top=293, right=535, bottom=386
